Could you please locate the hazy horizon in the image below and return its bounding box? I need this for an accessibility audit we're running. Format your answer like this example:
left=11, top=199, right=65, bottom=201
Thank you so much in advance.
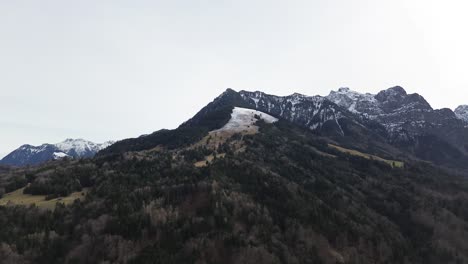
left=2, top=0, right=468, bottom=158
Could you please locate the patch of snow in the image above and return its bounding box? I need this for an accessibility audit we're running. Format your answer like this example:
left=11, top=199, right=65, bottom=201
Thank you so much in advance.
left=214, top=107, right=278, bottom=133
left=53, top=152, right=70, bottom=160
left=252, top=98, right=260, bottom=108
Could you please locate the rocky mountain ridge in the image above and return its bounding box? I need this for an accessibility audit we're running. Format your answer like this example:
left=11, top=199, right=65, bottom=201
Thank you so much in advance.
left=86, top=86, right=468, bottom=171
left=226, top=87, right=468, bottom=170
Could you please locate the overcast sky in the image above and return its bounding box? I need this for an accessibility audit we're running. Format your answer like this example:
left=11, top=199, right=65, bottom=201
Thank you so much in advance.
left=1, top=0, right=468, bottom=158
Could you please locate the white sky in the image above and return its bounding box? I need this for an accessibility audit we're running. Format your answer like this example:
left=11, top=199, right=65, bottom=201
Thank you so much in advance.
left=1, top=0, right=468, bottom=158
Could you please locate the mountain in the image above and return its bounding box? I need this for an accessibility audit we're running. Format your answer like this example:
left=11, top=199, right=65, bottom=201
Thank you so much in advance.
left=102, top=86, right=468, bottom=171
left=1, top=92, right=468, bottom=263
left=326, top=86, right=461, bottom=137
left=191, top=87, right=468, bottom=170
left=324, top=87, right=468, bottom=168
left=0, top=139, right=114, bottom=166
left=455, top=105, right=468, bottom=122
left=100, top=89, right=248, bottom=156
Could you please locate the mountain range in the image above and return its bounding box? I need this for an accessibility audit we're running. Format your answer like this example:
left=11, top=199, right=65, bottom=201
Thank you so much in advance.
left=5, top=86, right=466, bottom=171
left=103, top=86, right=468, bottom=172
left=1, top=86, right=468, bottom=263
left=0, top=139, right=114, bottom=166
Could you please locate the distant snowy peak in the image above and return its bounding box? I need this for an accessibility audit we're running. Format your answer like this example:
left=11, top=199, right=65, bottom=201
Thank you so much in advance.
left=55, top=138, right=114, bottom=156
left=18, top=144, right=49, bottom=154
left=0, top=139, right=115, bottom=166
left=214, top=107, right=277, bottom=133
left=455, top=105, right=468, bottom=122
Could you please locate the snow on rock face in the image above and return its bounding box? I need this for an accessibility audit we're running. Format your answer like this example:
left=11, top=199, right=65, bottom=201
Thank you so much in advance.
left=55, top=139, right=95, bottom=156
left=455, top=105, right=468, bottom=122
left=215, top=107, right=278, bottom=133
left=326, top=87, right=381, bottom=116
left=326, top=86, right=433, bottom=117
left=239, top=87, right=454, bottom=140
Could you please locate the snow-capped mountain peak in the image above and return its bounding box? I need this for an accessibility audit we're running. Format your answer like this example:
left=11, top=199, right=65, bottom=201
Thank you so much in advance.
left=0, top=139, right=115, bottom=166
left=55, top=138, right=114, bottom=156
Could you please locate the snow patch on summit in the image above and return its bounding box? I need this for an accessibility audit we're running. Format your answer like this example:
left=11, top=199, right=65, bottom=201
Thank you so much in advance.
left=215, top=107, right=278, bottom=133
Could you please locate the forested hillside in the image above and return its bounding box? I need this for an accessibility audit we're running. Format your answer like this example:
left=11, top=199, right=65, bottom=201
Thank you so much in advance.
left=0, top=118, right=467, bottom=263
